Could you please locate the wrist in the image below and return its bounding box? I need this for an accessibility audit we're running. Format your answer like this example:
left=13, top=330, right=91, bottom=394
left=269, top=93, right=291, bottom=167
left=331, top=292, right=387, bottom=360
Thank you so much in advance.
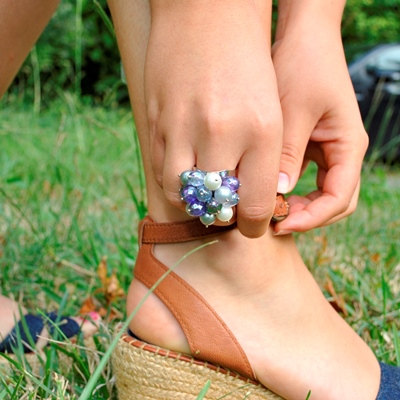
left=275, top=0, right=345, bottom=42
left=149, top=0, right=273, bottom=47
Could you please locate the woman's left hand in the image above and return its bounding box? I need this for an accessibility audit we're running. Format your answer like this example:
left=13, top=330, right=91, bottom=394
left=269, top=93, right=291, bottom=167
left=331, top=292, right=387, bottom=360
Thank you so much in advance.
left=272, top=27, right=368, bottom=234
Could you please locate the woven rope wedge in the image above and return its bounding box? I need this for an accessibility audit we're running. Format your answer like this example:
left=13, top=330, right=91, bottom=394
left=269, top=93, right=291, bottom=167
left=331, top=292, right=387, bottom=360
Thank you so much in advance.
left=113, top=334, right=284, bottom=400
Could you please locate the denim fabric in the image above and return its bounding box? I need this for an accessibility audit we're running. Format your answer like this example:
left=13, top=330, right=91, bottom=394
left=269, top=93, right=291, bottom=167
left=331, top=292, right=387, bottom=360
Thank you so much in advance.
left=376, top=362, right=400, bottom=400
left=0, top=312, right=79, bottom=354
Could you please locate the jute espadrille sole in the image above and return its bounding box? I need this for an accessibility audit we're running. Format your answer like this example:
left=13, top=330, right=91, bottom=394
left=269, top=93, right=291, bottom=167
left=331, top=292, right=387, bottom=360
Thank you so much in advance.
left=113, top=333, right=284, bottom=400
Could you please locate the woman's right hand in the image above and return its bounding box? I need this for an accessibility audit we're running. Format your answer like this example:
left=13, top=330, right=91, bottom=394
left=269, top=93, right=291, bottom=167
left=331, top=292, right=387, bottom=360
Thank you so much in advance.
left=144, top=1, right=283, bottom=238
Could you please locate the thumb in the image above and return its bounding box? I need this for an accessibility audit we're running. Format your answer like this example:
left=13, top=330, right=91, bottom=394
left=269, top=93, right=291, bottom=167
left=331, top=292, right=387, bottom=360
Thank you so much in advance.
left=277, top=108, right=316, bottom=194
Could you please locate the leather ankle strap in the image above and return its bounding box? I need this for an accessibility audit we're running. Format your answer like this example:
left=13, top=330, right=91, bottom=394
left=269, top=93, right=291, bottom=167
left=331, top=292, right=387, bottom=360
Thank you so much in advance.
left=138, top=217, right=236, bottom=245
left=138, top=194, right=289, bottom=245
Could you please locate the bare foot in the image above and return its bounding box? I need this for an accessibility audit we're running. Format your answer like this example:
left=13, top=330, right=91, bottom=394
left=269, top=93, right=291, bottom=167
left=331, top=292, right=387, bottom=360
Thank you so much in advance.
left=127, top=227, right=380, bottom=400
left=0, top=295, right=100, bottom=352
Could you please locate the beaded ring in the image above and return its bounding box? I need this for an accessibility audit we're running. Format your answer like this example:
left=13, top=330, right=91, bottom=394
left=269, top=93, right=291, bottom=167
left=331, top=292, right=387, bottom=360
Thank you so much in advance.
left=179, top=169, right=240, bottom=227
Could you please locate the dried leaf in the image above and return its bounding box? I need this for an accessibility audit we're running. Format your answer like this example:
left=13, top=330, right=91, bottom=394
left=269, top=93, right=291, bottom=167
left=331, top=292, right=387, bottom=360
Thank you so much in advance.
left=96, top=256, right=125, bottom=305
left=107, top=307, right=124, bottom=321
left=79, top=296, right=98, bottom=314
left=97, top=256, right=108, bottom=285
left=370, top=253, right=380, bottom=263
left=325, top=278, right=348, bottom=317
left=105, top=271, right=125, bottom=303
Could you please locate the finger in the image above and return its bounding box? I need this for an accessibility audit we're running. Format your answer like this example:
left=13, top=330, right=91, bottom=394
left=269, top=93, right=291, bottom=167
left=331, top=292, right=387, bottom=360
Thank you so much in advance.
left=278, top=103, right=317, bottom=194
left=162, top=131, right=196, bottom=210
left=275, top=178, right=360, bottom=234
left=194, top=128, right=242, bottom=228
left=150, top=132, right=166, bottom=188
left=275, top=160, right=361, bottom=232
left=320, top=178, right=360, bottom=225
left=237, top=131, right=281, bottom=238
left=194, top=114, right=283, bottom=237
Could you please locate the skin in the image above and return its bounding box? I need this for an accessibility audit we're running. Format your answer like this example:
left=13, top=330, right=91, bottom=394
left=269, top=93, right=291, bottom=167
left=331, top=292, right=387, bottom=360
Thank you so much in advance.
left=108, top=0, right=380, bottom=399
left=145, top=0, right=283, bottom=238
left=0, top=0, right=98, bottom=350
left=0, top=0, right=60, bottom=98
left=273, top=0, right=369, bottom=234
left=0, top=0, right=379, bottom=397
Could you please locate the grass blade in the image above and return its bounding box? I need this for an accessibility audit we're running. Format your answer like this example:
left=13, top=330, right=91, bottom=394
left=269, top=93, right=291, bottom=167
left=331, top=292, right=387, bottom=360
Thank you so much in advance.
left=78, top=240, right=217, bottom=400
left=196, top=380, right=211, bottom=400
left=93, top=0, right=115, bottom=38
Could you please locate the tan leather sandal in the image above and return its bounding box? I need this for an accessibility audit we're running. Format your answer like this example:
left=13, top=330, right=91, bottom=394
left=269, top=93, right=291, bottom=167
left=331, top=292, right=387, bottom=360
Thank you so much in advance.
left=112, top=196, right=289, bottom=400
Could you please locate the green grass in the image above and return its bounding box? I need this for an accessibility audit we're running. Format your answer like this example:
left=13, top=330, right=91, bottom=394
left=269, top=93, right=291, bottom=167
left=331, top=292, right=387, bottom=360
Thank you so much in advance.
left=0, top=100, right=143, bottom=399
left=0, top=101, right=400, bottom=398
left=294, top=163, right=400, bottom=364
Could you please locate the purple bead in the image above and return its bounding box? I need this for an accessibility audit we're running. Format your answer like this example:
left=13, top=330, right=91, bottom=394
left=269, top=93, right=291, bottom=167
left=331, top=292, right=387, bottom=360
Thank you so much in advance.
left=196, top=186, right=213, bottom=202
left=186, top=201, right=206, bottom=217
left=222, top=176, right=240, bottom=192
left=180, top=185, right=197, bottom=203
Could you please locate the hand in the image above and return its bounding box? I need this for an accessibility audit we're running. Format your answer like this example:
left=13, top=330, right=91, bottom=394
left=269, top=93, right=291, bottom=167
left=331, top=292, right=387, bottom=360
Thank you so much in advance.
left=272, top=29, right=368, bottom=234
left=145, top=1, right=283, bottom=238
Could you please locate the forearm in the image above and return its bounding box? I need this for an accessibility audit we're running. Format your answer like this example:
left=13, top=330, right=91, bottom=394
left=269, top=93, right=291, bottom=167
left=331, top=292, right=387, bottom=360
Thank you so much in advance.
left=149, top=0, right=273, bottom=45
left=275, top=0, right=346, bottom=41
left=0, top=0, right=59, bottom=98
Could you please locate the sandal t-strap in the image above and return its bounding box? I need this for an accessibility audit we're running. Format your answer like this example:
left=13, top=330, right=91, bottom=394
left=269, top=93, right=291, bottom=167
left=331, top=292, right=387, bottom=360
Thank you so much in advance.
left=134, top=216, right=254, bottom=379
left=113, top=216, right=285, bottom=400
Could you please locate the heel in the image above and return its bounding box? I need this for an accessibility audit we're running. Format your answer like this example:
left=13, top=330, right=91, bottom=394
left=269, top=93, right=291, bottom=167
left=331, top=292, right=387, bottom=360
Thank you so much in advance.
left=114, top=217, right=285, bottom=399
left=113, top=332, right=283, bottom=400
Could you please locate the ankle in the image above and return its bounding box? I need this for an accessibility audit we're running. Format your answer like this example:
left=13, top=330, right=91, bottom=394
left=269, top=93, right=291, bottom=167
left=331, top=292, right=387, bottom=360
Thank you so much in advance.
left=153, top=225, right=299, bottom=293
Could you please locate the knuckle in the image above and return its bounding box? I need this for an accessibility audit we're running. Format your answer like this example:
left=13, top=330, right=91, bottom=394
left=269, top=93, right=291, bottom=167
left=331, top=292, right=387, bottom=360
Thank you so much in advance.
left=360, top=129, right=369, bottom=153
left=281, top=141, right=303, bottom=167
left=337, top=203, right=349, bottom=215
left=240, top=205, right=272, bottom=226
left=200, top=109, right=227, bottom=138
left=250, top=112, right=283, bottom=139
left=200, top=107, right=282, bottom=141
left=153, top=171, right=164, bottom=189
left=164, top=188, right=182, bottom=208
left=346, top=203, right=357, bottom=216
left=349, top=128, right=369, bottom=156
left=335, top=197, right=351, bottom=215
left=345, top=198, right=358, bottom=216
left=147, top=108, right=160, bottom=134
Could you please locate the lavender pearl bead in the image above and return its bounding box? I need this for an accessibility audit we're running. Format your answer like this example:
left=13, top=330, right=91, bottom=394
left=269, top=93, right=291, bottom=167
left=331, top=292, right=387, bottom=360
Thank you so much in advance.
left=186, top=201, right=206, bottom=217
left=222, top=176, right=240, bottom=192
left=187, top=170, right=206, bottom=187
left=196, top=186, right=213, bottom=202
left=214, top=186, right=233, bottom=205
left=180, top=185, right=197, bottom=203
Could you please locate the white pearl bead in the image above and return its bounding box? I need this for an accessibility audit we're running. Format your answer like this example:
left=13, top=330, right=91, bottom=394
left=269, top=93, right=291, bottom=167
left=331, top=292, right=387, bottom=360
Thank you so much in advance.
left=204, top=172, right=222, bottom=191
left=216, top=206, right=233, bottom=222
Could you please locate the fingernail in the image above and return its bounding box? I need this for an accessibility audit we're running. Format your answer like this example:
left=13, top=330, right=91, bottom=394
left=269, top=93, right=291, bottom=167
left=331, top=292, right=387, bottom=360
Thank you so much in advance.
left=274, top=230, right=293, bottom=236
left=89, top=311, right=100, bottom=320
left=277, top=172, right=290, bottom=194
